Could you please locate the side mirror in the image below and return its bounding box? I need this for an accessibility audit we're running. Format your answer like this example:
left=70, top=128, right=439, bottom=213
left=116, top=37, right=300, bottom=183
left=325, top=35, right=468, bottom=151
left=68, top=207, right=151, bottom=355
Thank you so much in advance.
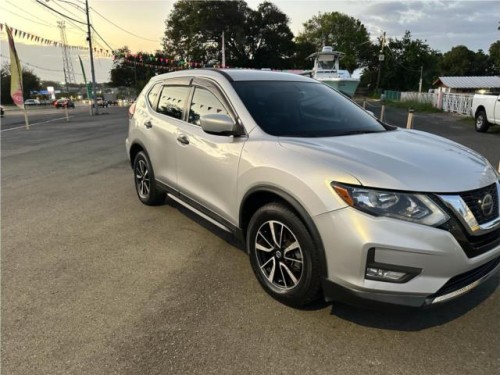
left=200, top=114, right=238, bottom=136
left=366, top=110, right=375, bottom=117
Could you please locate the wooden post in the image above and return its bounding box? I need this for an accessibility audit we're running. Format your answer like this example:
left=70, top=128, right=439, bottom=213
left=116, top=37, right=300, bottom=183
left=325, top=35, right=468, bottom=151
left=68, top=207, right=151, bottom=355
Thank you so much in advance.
left=406, top=108, right=414, bottom=129
left=363, top=99, right=367, bottom=109
left=64, top=103, right=69, bottom=121
left=380, top=105, right=385, bottom=122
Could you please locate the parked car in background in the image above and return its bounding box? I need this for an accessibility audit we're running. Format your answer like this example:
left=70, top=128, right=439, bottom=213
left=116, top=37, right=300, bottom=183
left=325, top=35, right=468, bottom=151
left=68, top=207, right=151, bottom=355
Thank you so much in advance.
left=54, top=99, right=75, bottom=108
left=96, top=97, right=108, bottom=107
left=471, top=93, right=500, bottom=132
left=126, top=69, right=500, bottom=309
left=24, top=99, right=41, bottom=106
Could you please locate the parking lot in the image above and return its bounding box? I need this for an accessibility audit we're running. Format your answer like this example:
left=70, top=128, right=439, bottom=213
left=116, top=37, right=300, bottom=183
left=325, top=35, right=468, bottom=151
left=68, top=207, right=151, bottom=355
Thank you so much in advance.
left=1, top=105, right=499, bottom=374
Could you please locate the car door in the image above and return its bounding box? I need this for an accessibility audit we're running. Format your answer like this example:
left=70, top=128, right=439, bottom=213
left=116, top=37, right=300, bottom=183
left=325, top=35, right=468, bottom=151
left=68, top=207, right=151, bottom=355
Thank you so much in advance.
left=144, top=78, right=191, bottom=190
left=175, top=78, right=246, bottom=225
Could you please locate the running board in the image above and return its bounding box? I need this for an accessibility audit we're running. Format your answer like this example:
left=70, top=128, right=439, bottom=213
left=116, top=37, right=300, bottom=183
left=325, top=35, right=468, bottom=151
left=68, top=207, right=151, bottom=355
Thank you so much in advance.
left=167, top=193, right=232, bottom=233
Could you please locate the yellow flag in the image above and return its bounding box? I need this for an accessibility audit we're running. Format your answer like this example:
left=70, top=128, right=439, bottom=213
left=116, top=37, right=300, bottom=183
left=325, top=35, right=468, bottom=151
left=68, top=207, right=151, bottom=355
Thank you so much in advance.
left=6, top=25, right=25, bottom=109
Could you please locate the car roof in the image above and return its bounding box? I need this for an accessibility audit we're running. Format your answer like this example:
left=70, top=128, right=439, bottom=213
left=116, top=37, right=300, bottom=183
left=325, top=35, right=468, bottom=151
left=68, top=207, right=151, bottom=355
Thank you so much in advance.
left=151, top=68, right=314, bottom=84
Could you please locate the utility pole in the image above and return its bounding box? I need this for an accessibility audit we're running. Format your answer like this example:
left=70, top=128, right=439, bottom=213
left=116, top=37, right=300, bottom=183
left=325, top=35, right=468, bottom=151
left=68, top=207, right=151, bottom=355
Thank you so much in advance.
left=221, top=31, right=226, bottom=68
left=418, top=65, right=423, bottom=93
left=85, top=0, right=98, bottom=115
left=376, top=31, right=386, bottom=94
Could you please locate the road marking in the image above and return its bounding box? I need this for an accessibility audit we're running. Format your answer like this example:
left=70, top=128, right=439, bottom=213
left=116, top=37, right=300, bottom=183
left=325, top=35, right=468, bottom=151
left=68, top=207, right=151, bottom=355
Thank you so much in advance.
left=0, top=116, right=75, bottom=132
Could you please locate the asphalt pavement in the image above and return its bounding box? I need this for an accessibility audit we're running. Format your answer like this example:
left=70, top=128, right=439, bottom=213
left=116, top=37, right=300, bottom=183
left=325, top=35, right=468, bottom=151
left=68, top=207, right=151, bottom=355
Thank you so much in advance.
left=1, top=105, right=499, bottom=375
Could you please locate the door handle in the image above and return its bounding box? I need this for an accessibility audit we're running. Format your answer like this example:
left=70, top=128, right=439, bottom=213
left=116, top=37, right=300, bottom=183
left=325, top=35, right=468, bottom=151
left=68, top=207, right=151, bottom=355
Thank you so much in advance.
left=177, top=134, right=190, bottom=145
left=144, top=120, right=153, bottom=129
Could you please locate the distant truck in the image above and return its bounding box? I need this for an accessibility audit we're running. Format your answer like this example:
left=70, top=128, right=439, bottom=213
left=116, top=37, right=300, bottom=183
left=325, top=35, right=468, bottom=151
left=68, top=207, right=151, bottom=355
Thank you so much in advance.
left=471, top=93, right=500, bottom=132
left=103, top=93, right=118, bottom=106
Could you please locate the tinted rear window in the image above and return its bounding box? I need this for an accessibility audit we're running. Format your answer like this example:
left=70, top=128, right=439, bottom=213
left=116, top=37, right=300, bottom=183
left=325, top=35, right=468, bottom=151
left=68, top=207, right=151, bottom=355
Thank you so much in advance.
left=233, top=81, right=387, bottom=137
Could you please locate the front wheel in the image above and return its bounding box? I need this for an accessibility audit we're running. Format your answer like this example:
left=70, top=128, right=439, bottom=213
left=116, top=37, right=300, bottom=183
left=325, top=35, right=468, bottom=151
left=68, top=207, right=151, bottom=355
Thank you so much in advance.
left=247, top=203, right=322, bottom=307
left=475, top=110, right=490, bottom=132
left=133, top=151, right=165, bottom=205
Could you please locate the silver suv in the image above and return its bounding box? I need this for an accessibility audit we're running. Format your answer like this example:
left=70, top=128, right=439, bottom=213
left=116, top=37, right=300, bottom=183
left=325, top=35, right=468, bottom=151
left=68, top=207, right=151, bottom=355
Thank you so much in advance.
left=126, top=69, right=500, bottom=308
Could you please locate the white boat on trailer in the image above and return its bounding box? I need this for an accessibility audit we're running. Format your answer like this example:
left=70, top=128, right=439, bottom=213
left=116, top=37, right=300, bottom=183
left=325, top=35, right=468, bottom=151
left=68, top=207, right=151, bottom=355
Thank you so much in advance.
left=305, top=46, right=360, bottom=97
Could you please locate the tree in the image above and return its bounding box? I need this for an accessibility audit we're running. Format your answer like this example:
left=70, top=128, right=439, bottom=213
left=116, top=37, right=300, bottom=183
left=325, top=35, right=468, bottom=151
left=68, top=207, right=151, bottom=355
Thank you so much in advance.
left=488, top=40, right=500, bottom=74
left=110, top=46, right=165, bottom=93
left=440, top=45, right=477, bottom=76
left=295, top=12, right=372, bottom=73
left=248, top=2, right=295, bottom=69
left=110, top=46, right=136, bottom=87
left=361, top=31, right=440, bottom=92
left=1, top=65, right=41, bottom=105
left=162, top=1, right=295, bottom=68
left=163, top=0, right=250, bottom=66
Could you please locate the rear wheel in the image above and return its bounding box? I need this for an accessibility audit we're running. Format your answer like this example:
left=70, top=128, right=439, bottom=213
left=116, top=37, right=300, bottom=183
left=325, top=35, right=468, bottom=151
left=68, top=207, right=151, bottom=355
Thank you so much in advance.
left=247, top=203, right=322, bottom=307
left=475, top=109, right=490, bottom=132
left=133, top=151, right=165, bottom=205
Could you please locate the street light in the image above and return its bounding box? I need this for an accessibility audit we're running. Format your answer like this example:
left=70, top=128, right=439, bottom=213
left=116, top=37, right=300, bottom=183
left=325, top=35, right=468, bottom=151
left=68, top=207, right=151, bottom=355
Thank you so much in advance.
left=43, top=0, right=99, bottom=115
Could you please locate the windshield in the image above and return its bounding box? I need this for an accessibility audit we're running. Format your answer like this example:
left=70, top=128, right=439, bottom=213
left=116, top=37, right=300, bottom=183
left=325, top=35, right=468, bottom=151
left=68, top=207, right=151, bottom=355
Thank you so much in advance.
left=233, top=81, right=388, bottom=137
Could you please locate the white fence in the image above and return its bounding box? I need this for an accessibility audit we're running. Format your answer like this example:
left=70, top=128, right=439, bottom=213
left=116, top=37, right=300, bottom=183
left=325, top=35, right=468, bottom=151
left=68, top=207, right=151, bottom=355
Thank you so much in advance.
left=400, top=92, right=474, bottom=116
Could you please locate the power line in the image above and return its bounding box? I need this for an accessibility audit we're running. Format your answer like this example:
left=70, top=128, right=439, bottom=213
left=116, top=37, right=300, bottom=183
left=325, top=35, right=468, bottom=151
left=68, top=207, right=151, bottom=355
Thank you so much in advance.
left=0, top=4, right=55, bottom=28
left=90, top=6, right=159, bottom=42
left=52, top=0, right=86, bottom=20
left=34, top=0, right=86, bottom=25
left=90, top=25, right=114, bottom=52
left=1, top=53, right=84, bottom=75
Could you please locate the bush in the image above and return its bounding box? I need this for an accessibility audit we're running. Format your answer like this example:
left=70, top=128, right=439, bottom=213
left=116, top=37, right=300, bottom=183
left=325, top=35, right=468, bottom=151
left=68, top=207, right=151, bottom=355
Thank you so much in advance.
left=383, top=99, right=441, bottom=113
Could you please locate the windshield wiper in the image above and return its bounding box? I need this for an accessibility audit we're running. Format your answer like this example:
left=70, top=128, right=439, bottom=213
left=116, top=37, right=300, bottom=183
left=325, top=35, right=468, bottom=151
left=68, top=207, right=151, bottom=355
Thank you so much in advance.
left=336, top=130, right=385, bottom=136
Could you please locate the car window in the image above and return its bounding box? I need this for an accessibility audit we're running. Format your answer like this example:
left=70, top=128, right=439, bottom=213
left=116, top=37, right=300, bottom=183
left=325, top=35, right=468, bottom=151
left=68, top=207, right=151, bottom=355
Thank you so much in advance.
left=233, top=81, right=388, bottom=137
left=188, top=87, right=230, bottom=126
left=147, top=83, right=162, bottom=109
left=157, top=85, right=190, bottom=120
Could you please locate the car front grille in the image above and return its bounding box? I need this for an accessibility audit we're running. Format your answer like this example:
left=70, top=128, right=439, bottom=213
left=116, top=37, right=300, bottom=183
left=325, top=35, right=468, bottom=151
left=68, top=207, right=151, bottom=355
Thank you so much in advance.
left=459, top=183, right=499, bottom=225
left=434, top=183, right=500, bottom=258
left=431, top=256, right=500, bottom=298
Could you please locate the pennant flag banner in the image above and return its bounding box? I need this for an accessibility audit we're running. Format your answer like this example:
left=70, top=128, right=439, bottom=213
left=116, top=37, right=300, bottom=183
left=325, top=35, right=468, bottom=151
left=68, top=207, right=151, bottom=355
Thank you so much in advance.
left=0, top=23, right=113, bottom=57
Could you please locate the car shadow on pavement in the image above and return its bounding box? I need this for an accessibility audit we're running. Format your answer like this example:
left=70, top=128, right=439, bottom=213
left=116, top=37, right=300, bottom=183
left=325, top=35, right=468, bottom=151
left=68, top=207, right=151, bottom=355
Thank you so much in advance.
left=163, top=198, right=499, bottom=330
left=328, top=274, right=499, bottom=331
left=167, top=198, right=245, bottom=251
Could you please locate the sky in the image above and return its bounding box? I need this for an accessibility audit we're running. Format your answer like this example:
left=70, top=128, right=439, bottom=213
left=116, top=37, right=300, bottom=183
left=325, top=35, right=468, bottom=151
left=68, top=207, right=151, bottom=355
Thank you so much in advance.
left=0, top=0, right=499, bottom=84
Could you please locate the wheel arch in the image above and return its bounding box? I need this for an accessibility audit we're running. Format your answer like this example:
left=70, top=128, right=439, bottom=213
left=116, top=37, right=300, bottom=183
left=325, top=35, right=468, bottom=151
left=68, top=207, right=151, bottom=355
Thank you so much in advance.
left=239, top=186, right=328, bottom=278
left=474, top=105, right=486, bottom=118
left=129, top=142, right=146, bottom=168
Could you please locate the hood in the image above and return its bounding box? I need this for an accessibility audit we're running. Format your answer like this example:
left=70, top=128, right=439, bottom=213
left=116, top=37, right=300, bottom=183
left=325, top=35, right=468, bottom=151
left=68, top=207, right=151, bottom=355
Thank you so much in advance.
left=279, top=129, right=498, bottom=193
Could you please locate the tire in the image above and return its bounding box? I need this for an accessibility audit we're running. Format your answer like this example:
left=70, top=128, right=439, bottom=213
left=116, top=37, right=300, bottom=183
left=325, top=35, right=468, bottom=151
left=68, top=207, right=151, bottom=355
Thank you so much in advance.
left=247, top=202, right=322, bottom=307
left=475, top=109, right=490, bottom=133
left=133, top=151, right=165, bottom=205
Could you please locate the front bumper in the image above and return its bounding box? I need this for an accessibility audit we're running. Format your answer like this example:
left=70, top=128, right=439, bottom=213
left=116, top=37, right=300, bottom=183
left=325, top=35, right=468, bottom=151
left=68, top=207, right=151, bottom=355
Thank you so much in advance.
left=314, top=207, right=500, bottom=307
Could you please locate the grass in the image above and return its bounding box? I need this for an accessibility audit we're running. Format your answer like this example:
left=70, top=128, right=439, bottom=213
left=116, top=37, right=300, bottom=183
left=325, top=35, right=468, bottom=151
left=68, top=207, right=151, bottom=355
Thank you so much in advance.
left=383, top=99, right=441, bottom=113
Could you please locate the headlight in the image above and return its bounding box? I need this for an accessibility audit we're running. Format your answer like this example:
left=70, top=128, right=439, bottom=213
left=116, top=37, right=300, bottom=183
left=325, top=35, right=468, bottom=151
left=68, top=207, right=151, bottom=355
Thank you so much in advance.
left=332, top=183, right=449, bottom=226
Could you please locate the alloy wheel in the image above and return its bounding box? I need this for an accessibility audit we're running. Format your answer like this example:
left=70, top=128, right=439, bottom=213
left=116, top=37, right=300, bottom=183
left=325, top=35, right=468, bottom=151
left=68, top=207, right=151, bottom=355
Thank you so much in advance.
left=135, top=159, right=150, bottom=199
left=254, top=220, right=303, bottom=291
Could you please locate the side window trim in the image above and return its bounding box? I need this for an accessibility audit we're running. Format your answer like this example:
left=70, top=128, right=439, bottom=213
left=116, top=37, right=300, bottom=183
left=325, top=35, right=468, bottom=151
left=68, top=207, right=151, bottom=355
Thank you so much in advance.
left=191, top=78, right=237, bottom=120
left=156, top=84, right=191, bottom=121
left=188, top=86, right=233, bottom=126
left=147, top=83, right=162, bottom=111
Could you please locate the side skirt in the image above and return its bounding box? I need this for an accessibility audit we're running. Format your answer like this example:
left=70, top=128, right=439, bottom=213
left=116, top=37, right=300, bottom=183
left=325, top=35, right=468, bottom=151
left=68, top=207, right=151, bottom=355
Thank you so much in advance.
left=156, top=180, right=245, bottom=244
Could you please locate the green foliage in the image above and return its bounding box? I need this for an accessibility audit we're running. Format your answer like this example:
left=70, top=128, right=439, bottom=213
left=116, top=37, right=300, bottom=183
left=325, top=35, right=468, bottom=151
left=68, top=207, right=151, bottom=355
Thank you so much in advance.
left=110, top=46, right=160, bottom=93
left=488, top=41, right=500, bottom=74
left=361, top=31, right=440, bottom=93
left=384, top=99, right=441, bottom=113
left=295, top=11, right=372, bottom=73
left=162, top=0, right=295, bottom=68
left=163, top=0, right=249, bottom=65
left=1, top=65, right=41, bottom=105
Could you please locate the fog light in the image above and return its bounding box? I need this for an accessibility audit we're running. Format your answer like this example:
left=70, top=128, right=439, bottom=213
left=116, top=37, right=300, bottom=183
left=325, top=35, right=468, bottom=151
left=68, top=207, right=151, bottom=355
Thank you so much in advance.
left=366, top=267, right=407, bottom=281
